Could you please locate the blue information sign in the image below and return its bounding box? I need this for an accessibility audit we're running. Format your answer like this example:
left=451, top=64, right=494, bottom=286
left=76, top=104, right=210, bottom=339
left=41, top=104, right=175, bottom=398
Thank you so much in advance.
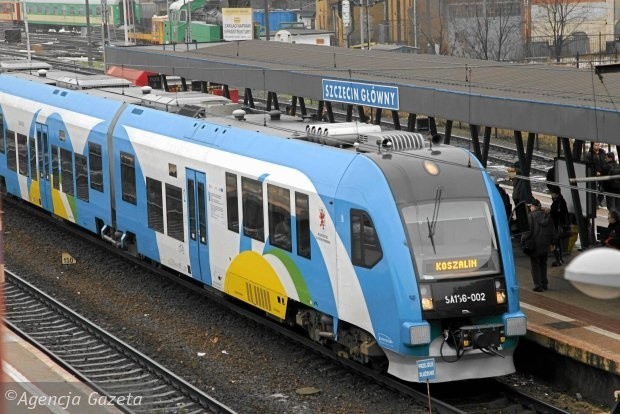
left=322, top=79, right=399, bottom=111
left=417, top=358, right=436, bottom=382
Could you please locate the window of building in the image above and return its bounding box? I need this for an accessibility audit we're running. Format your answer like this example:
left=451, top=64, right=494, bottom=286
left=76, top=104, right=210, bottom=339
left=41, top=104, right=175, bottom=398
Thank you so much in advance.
left=120, top=152, right=136, bottom=204
left=6, top=130, right=16, bottom=171
left=268, top=184, right=291, bottom=251
left=29, top=136, right=37, bottom=181
left=17, top=133, right=27, bottom=176
left=351, top=210, right=382, bottom=268
left=60, top=148, right=74, bottom=195
left=146, top=177, right=164, bottom=233
left=88, top=142, right=103, bottom=192
left=295, top=193, right=311, bottom=258
left=166, top=183, right=184, bottom=241
left=242, top=177, right=264, bottom=241
left=75, top=153, right=88, bottom=201
left=226, top=172, right=239, bottom=232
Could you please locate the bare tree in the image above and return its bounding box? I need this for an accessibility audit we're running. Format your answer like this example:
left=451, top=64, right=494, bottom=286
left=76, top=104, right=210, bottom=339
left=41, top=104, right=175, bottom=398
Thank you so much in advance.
left=415, top=0, right=450, bottom=54
left=532, top=0, right=587, bottom=62
left=449, top=0, right=521, bottom=61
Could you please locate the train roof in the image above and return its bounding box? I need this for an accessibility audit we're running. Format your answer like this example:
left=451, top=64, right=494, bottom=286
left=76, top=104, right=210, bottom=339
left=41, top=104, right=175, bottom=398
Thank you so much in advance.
left=0, top=59, right=52, bottom=72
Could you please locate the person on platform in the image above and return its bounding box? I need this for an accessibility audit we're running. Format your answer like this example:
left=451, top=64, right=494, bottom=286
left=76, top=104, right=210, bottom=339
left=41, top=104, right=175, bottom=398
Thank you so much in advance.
left=603, top=210, right=620, bottom=250
left=521, top=199, right=556, bottom=292
left=511, top=161, right=534, bottom=209
left=546, top=165, right=560, bottom=194
left=495, top=182, right=512, bottom=224
left=549, top=188, right=570, bottom=266
left=602, top=152, right=620, bottom=213
left=585, top=143, right=607, bottom=207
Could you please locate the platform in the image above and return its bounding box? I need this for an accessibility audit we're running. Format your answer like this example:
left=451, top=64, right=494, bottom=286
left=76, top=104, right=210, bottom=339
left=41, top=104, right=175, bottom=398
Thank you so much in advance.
left=511, top=192, right=620, bottom=409
left=2, top=328, right=122, bottom=414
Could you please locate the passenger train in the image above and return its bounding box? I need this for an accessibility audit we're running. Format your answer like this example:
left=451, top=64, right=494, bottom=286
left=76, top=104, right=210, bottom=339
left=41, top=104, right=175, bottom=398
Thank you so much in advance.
left=0, top=73, right=527, bottom=382
left=1, top=0, right=132, bottom=29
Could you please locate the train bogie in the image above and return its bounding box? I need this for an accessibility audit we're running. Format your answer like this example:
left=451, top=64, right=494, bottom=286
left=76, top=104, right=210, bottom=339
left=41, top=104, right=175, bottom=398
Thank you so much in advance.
left=0, top=74, right=527, bottom=383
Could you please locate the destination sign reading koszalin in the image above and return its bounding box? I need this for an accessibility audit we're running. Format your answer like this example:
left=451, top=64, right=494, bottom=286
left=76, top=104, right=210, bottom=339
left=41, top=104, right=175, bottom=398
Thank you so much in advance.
left=322, top=79, right=399, bottom=111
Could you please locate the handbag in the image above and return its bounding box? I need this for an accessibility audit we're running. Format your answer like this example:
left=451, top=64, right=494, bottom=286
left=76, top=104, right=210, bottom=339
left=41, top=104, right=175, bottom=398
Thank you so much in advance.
left=559, top=224, right=572, bottom=238
left=521, top=237, right=535, bottom=255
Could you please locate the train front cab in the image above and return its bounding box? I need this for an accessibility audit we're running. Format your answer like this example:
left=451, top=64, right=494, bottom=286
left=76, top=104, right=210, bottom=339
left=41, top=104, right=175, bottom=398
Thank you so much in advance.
left=338, top=147, right=527, bottom=382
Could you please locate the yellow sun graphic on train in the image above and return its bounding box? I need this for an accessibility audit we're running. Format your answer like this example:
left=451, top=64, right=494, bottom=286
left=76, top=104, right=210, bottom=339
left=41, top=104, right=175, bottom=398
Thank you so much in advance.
left=224, top=251, right=288, bottom=318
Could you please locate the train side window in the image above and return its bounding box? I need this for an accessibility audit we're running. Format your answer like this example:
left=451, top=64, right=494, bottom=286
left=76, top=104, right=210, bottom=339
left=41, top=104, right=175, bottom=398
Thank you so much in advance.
left=351, top=210, right=383, bottom=268
left=17, top=133, right=27, bottom=176
left=60, top=148, right=74, bottom=196
left=51, top=145, right=59, bottom=189
left=6, top=130, right=16, bottom=171
left=75, top=154, right=88, bottom=201
left=29, top=136, right=37, bottom=181
left=226, top=172, right=239, bottom=233
left=165, top=183, right=184, bottom=242
left=146, top=177, right=164, bottom=233
left=120, top=152, right=136, bottom=204
left=295, top=192, right=311, bottom=259
left=242, top=177, right=264, bottom=242
left=0, top=114, right=5, bottom=154
left=88, top=142, right=103, bottom=192
left=268, top=184, right=291, bottom=251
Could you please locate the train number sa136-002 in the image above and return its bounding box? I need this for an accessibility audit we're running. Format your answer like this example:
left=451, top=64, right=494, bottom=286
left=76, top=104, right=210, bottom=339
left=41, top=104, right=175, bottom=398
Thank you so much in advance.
left=444, top=293, right=486, bottom=304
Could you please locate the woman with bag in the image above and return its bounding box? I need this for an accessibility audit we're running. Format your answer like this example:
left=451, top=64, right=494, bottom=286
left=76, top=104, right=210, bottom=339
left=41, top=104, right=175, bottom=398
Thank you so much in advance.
left=521, top=199, right=556, bottom=292
left=549, top=188, right=570, bottom=266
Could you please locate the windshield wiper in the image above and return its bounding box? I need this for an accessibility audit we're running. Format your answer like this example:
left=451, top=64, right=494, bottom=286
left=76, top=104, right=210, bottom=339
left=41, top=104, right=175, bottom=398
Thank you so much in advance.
left=426, top=187, right=442, bottom=254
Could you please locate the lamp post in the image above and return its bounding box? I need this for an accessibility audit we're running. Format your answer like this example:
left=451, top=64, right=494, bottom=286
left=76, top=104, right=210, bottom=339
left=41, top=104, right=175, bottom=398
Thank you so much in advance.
left=20, top=0, right=31, bottom=61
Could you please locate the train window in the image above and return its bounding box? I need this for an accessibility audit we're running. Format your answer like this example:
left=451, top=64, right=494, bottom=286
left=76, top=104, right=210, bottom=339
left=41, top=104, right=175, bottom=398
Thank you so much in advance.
left=351, top=210, right=383, bottom=268
left=0, top=114, right=5, bottom=154
left=60, top=148, right=74, bottom=196
left=242, top=177, right=264, bottom=242
left=198, top=182, right=207, bottom=244
left=75, top=154, right=89, bottom=202
left=295, top=193, right=311, bottom=259
left=188, top=179, right=196, bottom=240
left=166, top=184, right=184, bottom=242
left=51, top=145, right=59, bottom=189
left=29, top=137, right=37, bottom=181
left=226, top=172, right=239, bottom=233
left=120, top=152, right=136, bottom=204
left=6, top=130, right=16, bottom=172
left=17, top=133, right=27, bottom=176
left=146, top=178, right=164, bottom=233
left=88, top=143, right=103, bottom=192
left=268, top=184, right=291, bottom=252
left=168, top=163, right=177, bottom=177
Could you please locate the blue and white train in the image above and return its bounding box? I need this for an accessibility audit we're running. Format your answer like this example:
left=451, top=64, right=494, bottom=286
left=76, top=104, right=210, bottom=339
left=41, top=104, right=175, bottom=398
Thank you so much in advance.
left=0, top=73, right=527, bottom=382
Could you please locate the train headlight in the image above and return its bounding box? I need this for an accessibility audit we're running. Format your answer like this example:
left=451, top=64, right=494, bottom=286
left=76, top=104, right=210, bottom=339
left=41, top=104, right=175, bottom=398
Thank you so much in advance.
left=409, top=323, right=431, bottom=345
left=423, top=160, right=440, bottom=176
left=505, top=315, right=527, bottom=336
left=494, top=279, right=507, bottom=305
left=420, top=284, right=434, bottom=311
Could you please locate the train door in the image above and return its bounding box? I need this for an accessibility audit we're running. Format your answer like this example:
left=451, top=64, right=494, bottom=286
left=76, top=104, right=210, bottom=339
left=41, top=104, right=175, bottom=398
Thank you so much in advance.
left=186, top=168, right=211, bottom=284
left=36, top=123, right=52, bottom=211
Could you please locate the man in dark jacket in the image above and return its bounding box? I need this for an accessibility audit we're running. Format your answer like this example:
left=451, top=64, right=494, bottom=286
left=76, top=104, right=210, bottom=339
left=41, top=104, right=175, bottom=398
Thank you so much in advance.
left=522, top=199, right=556, bottom=291
left=511, top=161, right=533, bottom=208
left=586, top=143, right=607, bottom=206
left=602, top=152, right=620, bottom=213
left=549, top=189, right=570, bottom=266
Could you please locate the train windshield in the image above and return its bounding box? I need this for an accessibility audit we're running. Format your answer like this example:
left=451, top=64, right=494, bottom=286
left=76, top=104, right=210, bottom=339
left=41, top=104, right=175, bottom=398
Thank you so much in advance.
left=402, top=200, right=500, bottom=280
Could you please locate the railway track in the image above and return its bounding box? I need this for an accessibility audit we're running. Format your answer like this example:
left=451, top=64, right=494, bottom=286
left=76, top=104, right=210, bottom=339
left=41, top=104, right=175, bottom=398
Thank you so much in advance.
left=3, top=195, right=575, bottom=413
left=3, top=268, right=236, bottom=414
